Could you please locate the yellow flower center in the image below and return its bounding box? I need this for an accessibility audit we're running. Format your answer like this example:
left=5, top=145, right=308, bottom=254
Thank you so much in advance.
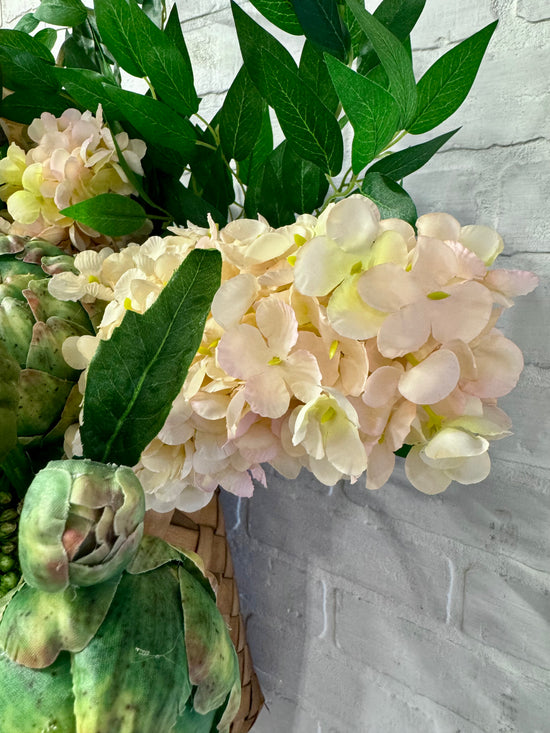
left=427, top=291, right=450, bottom=300
left=294, top=233, right=306, bottom=246
left=287, top=255, right=297, bottom=266
left=329, top=340, right=339, bottom=359
left=350, top=261, right=363, bottom=275
left=321, top=406, right=336, bottom=423
left=88, top=275, right=100, bottom=284
left=268, top=356, right=282, bottom=365
left=123, top=297, right=133, bottom=310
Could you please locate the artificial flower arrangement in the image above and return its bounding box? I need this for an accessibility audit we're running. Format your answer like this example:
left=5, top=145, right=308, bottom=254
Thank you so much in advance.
left=0, top=0, right=538, bottom=730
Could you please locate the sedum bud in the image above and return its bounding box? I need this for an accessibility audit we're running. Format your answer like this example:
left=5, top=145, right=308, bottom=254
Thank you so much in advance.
left=19, top=459, right=145, bottom=593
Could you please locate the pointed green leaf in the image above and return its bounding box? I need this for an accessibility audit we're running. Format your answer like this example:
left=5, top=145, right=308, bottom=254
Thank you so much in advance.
left=361, top=171, right=417, bottom=226
left=34, top=0, right=88, bottom=27
left=81, top=249, right=221, bottom=467
left=0, top=89, right=74, bottom=124
left=325, top=54, right=400, bottom=173
left=161, top=177, right=226, bottom=228
left=189, top=119, right=234, bottom=217
left=0, top=652, right=76, bottom=731
left=60, top=193, right=147, bottom=237
left=33, top=28, right=58, bottom=51
left=355, top=0, right=425, bottom=75
left=368, top=127, right=459, bottom=180
left=238, top=106, right=273, bottom=186
left=247, top=0, right=302, bottom=34
left=299, top=39, right=339, bottom=114
left=282, top=143, right=329, bottom=214
left=126, top=0, right=198, bottom=117
left=219, top=65, right=266, bottom=162
left=0, top=48, right=59, bottom=92
left=14, top=13, right=40, bottom=34
left=343, top=0, right=417, bottom=127
left=233, top=2, right=343, bottom=175
left=0, top=28, right=54, bottom=62
left=178, top=565, right=240, bottom=717
left=291, top=0, right=350, bottom=61
left=95, top=0, right=145, bottom=77
left=72, top=568, right=190, bottom=732
left=245, top=143, right=295, bottom=226
left=53, top=67, right=120, bottom=119
left=0, top=575, right=121, bottom=667
left=408, top=21, right=498, bottom=134
left=164, top=4, right=194, bottom=80
left=103, top=85, right=197, bottom=160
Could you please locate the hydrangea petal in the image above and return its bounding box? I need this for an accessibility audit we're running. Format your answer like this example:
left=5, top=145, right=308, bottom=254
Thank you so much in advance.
left=366, top=443, right=395, bottom=490
left=211, top=273, right=258, bottom=329
left=398, top=349, right=460, bottom=405
left=245, top=371, right=290, bottom=418
left=256, top=297, right=297, bottom=356
left=217, top=324, right=271, bottom=379
left=423, top=428, right=489, bottom=461
left=460, top=224, right=503, bottom=265
left=7, top=190, right=41, bottom=224
left=405, top=445, right=452, bottom=494
left=294, top=236, right=355, bottom=296
left=465, top=332, right=524, bottom=398
left=363, top=365, right=402, bottom=407
left=446, top=451, right=491, bottom=484
left=325, top=194, right=380, bottom=254
left=328, top=276, right=387, bottom=340
left=358, top=263, right=422, bottom=312
left=416, top=212, right=460, bottom=241
left=377, top=302, right=431, bottom=358
left=430, top=281, right=493, bottom=345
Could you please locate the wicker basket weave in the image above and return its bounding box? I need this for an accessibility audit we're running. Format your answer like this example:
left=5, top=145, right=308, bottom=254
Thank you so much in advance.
left=143, top=491, right=264, bottom=733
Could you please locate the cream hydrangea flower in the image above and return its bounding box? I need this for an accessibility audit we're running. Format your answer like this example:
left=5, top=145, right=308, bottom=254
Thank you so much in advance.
left=0, top=107, right=148, bottom=251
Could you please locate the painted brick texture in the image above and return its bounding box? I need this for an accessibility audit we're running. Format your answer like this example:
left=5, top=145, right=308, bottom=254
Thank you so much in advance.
left=2, top=0, right=548, bottom=731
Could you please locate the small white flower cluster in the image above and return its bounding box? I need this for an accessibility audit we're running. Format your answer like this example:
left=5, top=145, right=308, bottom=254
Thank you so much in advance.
left=0, top=107, right=148, bottom=251
left=50, top=196, right=537, bottom=511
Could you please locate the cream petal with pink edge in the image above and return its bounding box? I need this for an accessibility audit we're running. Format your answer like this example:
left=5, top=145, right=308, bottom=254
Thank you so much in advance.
left=424, top=428, right=489, bottom=461
left=246, top=231, right=293, bottom=263
left=465, top=332, right=524, bottom=398
left=174, top=485, right=214, bottom=512
left=460, top=224, right=503, bottom=265
left=307, top=456, right=343, bottom=486
left=256, top=297, right=298, bottom=355
left=362, top=364, right=403, bottom=408
left=244, top=370, right=291, bottom=418
left=212, top=273, right=258, bottom=329
left=484, top=269, right=539, bottom=299
left=405, top=446, right=453, bottom=494
left=324, top=413, right=367, bottom=476
left=283, top=350, right=322, bottom=403
left=217, top=323, right=271, bottom=379
left=377, top=302, right=431, bottom=358
left=411, top=237, right=459, bottom=289
left=398, top=349, right=460, bottom=405
left=378, top=218, right=416, bottom=249
left=294, top=235, right=356, bottom=296
left=366, top=442, right=395, bottom=490
left=446, top=451, right=491, bottom=484
left=328, top=276, right=387, bottom=340
left=386, top=400, right=417, bottom=451
left=325, top=194, right=380, bottom=253
left=416, top=212, right=461, bottom=241
left=444, top=239, right=486, bottom=279
left=365, top=230, right=409, bottom=267
left=357, top=263, right=423, bottom=312
left=430, top=281, right=493, bottom=344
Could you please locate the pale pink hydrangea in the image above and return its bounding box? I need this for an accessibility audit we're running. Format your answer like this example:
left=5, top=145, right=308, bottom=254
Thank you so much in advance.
left=50, top=194, right=537, bottom=509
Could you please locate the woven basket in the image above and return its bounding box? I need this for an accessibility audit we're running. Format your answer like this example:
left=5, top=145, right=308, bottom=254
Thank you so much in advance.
left=143, top=490, right=264, bottom=732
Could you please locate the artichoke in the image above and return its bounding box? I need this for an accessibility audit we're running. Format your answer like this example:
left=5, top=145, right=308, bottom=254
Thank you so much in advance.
left=0, top=234, right=95, bottom=457
left=0, top=475, right=20, bottom=597
left=0, top=459, right=240, bottom=732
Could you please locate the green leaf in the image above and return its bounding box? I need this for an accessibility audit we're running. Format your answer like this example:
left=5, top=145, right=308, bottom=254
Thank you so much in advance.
left=219, top=65, right=266, bottom=162
left=52, top=67, right=119, bottom=119
left=361, top=171, right=417, bottom=225
left=14, top=13, right=40, bottom=34
left=325, top=54, right=400, bottom=173
left=126, top=0, right=198, bottom=117
left=282, top=143, right=329, bottom=214
left=0, top=28, right=54, bottom=62
left=60, top=193, right=147, bottom=237
left=189, top=119, right=234, bottom=218
left=102, top=85, right=197, bottom=160
left=59, top=18, right=120, bottom=83
left=247, top=0, right=302, bottom=34
left=94, top=0, right=144, bottom=77
left=357, top=0, right=425, bottom=75
left=164, top=4, right=193, bottom=78
left=245, top=143, right=295, bottom=226
left=343, top=0, right=417, bottom=127
left=368, top=127, right=459, bottom=180
left=34, top=0, right=88, bottom=27
left=238, top=106, right=273, bottom=186
left=33, top=27, right=58, bottom=51
left=408, top=21, right=498, bottom=134
left=81, top=249, right=221, bottom=466
left=291, top=0, right=350, bottom=61
left=232, top=2, right=343, bottom=175
left=161, top=178, right=226, bottom=228
left=299, top=39, right=339, bottom=114
left=0, top=89, right=75, bottom=124
left=0, top=48, right=59, bottom=92
left=72, top=569, right=191, bottom=732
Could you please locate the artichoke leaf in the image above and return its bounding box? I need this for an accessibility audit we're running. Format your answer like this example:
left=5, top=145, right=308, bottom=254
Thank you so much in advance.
left=72, top=567, right=191, bottom=733
left=0, top=574, right=121, bottom=668
left=0, top=341, right=19, bottom=463
left=17, top=369, right=74, bottom=438
left=26, top=316, right=90, bottom=380
left=129, top=535, right=216, bottom=600
left=178, top=566, right=240, bottom=720
left=171, top=698, right=218, bottom=733
left=24, top=278, right=92, bottom=331
left=0, top=651, right=76, bottom=732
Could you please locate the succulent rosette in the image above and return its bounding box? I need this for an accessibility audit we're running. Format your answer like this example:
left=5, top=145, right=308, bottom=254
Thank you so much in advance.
left=0, top=459, right=240, bottom=732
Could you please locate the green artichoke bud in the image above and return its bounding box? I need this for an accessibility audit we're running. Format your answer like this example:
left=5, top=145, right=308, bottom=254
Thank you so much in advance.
left=0, top=235, right=94, bottom=458
left=0, top=473, right=21, bottom=597
left=19, top=459, right=146, bottom=593
left=0, top=534, right=241, bottom=732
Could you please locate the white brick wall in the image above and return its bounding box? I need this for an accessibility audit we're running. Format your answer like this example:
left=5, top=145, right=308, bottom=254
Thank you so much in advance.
left=2, top=1, right=548, bottom=730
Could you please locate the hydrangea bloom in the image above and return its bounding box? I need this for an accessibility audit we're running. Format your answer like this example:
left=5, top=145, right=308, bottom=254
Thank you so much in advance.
left=0, top=107, right=148, bottom=251
left=50, top=195, right=537, bottom=510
